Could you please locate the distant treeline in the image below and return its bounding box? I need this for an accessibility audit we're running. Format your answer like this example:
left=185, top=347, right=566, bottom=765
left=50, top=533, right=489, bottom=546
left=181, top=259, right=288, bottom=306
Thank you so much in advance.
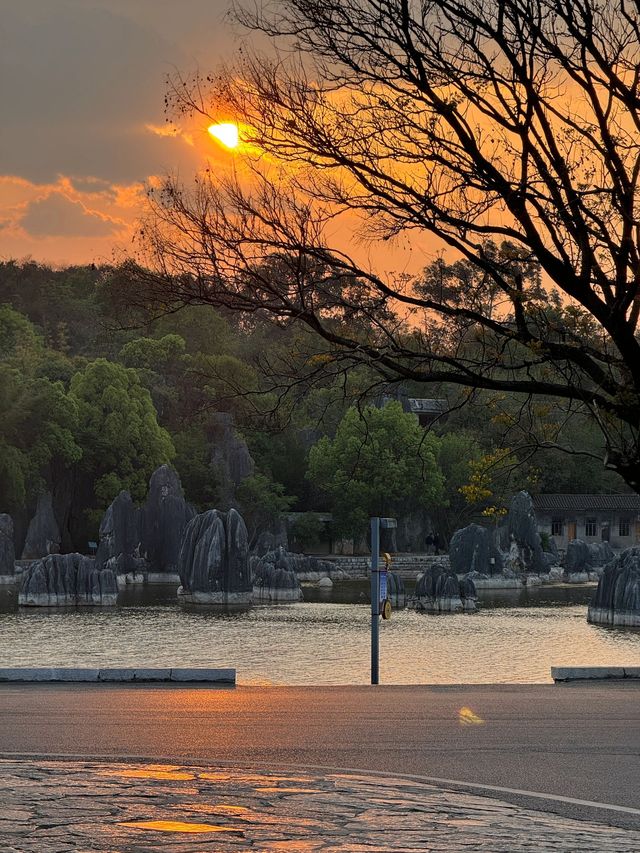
left=0, top=260, right=627, bottom=552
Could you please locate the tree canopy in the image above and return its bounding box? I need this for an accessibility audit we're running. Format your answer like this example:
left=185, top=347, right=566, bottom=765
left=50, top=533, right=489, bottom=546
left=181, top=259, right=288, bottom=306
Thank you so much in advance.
left=132, top=0, right=640, bottom=492
left=69, top=359, right=175, bottom=506
left=307, top=402, right=444, bottom=537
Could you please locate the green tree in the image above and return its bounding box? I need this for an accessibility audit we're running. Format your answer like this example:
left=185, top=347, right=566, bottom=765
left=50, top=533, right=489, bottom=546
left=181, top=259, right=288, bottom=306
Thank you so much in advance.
left=69, top=359, right=175, bottom=508
left=0, top=304, right=45, bottom=372
left=307, top=402, right=444, bottom=538
left=236, top=472, right=294, bottom=547
left=0, top=365, right=81, bottom=513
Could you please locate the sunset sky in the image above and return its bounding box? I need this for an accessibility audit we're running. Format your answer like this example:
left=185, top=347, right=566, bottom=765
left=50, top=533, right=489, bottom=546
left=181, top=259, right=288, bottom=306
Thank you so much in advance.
left=1, top=0, right=242, bottom=266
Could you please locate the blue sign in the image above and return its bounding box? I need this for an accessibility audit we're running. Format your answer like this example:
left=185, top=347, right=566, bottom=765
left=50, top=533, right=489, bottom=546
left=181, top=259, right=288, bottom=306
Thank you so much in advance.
left=379, top=569, right=387, bottom=605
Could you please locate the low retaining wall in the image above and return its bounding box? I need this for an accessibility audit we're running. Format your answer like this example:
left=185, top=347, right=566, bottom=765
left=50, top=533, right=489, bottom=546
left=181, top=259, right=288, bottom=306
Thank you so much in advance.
left=551, top=666, right=640, bottom=682
left=0, top=667, right=236, bottom=683
left=322, top=554, right=451, bottom=580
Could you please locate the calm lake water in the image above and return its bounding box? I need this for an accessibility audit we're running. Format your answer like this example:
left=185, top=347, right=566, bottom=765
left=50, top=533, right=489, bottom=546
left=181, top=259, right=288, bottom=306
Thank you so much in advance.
left=0, top=582, right=639, bottom=685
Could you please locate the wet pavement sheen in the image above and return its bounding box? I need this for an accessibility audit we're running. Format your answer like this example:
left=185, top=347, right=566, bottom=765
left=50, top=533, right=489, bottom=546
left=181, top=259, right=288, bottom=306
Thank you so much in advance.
left=0, top=758, right=638, bottom=851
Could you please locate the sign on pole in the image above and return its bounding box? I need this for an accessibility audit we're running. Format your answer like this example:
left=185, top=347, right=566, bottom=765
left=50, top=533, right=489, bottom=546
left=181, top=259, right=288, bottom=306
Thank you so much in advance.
left=370, top=518, right=396, bottom=684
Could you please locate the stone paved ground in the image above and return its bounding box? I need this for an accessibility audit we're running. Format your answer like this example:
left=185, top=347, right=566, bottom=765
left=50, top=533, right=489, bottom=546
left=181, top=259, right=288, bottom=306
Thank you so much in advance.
left=0, top=758, right=638, bottom=852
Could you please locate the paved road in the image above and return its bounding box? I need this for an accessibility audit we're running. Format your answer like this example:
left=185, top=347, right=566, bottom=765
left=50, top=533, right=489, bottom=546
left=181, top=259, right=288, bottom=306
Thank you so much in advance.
left=1, top=682, right=639, bottom=829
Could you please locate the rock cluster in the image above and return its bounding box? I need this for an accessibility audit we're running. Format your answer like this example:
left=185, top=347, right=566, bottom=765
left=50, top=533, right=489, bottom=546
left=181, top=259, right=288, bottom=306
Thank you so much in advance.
left=177, top=508, right=252, bottom=605
left=499, top=491, right=546, bottom=574
left=448, top=492, right=559, bottom=584
left=293, top=553, right=344, bottom=581
left=18, top=554, right=117, bottom=606
left=564, top=539, right=614, bottom=582
left=139, top=465, right=195, bottom=577
left=0, top=514, right=15, bottom=579
left=411, top=564, right=477, bottom=613
left=21, top=493, right=61, bottom=560
left=95, top=466, right=194, bottom=583
left=251, top=548, right=303, bottom=602
left=95, top=491, right=143, bottom=581
left=449, top=523, right=503, bottom=576
left=588, top=547, right=640, bottom=627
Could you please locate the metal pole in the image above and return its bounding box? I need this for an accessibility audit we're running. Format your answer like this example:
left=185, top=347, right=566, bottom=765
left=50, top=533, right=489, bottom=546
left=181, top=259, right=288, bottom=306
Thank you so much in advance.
left=370, top=516, right=380, bottom=685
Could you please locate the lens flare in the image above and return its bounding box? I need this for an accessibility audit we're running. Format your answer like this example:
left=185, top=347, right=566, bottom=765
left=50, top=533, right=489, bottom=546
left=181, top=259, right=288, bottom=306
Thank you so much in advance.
left=207, top=122, right=239, bottom=149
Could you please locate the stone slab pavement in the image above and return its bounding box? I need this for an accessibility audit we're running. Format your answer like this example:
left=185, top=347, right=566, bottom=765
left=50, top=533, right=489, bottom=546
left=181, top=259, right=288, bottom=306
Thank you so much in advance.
left=2, top=757, right=640, bottom=852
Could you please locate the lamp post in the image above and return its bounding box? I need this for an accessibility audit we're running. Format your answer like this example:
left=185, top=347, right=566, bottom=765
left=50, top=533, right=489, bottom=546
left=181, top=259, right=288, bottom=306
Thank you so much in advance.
left=370, top=516, right=396, bottom=685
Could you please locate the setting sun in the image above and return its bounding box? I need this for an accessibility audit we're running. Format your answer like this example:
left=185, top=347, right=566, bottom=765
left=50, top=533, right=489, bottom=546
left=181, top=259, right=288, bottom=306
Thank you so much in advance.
left=207, top=122, right=239, bottom=149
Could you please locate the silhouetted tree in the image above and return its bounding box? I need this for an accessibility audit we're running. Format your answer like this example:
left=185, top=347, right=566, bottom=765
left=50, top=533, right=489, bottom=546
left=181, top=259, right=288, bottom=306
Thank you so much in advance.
left=129, top=0, right=640, bottom=490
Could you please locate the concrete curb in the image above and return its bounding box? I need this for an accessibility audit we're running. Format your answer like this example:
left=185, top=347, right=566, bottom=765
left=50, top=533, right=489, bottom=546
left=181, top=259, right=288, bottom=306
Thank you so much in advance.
left=0, top=667, right=235, bottom=684
left=551, top=666, right=640, bottom=682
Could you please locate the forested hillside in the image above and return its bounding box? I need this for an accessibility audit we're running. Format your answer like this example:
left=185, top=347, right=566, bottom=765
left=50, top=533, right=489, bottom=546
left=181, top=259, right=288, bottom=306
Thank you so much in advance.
left=0, top=260, right=627, bottom=553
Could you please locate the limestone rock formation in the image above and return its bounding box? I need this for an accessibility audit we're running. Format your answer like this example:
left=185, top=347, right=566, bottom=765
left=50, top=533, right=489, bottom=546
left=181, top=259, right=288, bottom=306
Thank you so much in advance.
left=449, top=523, right=503, bottom=576
left=18, top=554, right=118, bottom=606
left=140, top=465, right=195, bottom=577
left=21, top=493, right=61, bottom=560
left=177, top=508, right=252, bottom=605
left=588, top=547, right=640, bottom=627
left=590, top=541, right=615, bottom=566
left=387, top=571, right=405, bottom=608
left=251, top=546, right=342, bottom=589
left=259, top=548, right=342, bottom=581
left=411, top=563, right=477, bottom=613
left=95, top=491, right=143, bottom=581
left=209, top=413, right=255, bottom=506
left=0, top=514, right=15, bottom=579
left=564, top=539, right=614, bottom=582
left=253, top=522, right=289, bottom=557
left=251, top=550, right=303, bottom=602
left=564, top=539, right=589, bottom=574
left=499, top=491, right=546, bottom=574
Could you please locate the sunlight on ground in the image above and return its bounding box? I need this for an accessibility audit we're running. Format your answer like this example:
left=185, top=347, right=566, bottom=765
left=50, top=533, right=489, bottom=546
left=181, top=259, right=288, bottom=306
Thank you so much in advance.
left=458, top=707, right=485, bottom=726
left=120, top=819, right=243, bottom=834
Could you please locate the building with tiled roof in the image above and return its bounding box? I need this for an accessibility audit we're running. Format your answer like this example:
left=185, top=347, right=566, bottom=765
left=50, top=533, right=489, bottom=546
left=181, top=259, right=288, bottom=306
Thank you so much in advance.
left=532, top=494, right=640, bottom=550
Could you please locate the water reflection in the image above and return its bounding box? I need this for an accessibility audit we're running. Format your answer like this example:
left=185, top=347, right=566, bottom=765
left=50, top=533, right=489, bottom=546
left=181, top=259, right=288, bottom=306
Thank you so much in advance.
left=0, top=580, right=638, bottom=684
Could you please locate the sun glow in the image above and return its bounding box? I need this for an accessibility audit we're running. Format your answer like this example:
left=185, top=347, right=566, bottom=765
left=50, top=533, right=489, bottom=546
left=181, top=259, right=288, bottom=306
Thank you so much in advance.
left=207, top=122, right=239, bottom=149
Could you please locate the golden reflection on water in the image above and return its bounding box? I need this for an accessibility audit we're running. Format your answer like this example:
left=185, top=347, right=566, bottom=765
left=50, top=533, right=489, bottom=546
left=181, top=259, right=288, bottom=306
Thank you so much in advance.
left=120, top=819, right=244, bottom=834
left=458, top=707, right=485, bottom=726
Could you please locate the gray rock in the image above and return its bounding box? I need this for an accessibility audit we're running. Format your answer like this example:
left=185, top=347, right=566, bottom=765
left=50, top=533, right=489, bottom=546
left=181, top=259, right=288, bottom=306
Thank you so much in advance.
left=209, top=413, right=255, bottom=506
left=21, top=493, right=61, bottom=560
left=253, top=522, right=289, bottom=557
left=499, top=491, right=546, bottom=574
left=411, top=563, right=477, bottom=613
left=565, top=539, right=590, bottom=573
left=565, top=539, right=614, bottom=576
left=588, top=541, right=615, bottom=567
left=450, top=523, right=503, bottom=576
left=0, top=514, right=15, bottom=576
left=545, top=536, right=560, bottom=561
left=140, top=465, right=195, bottom=575
left=95, top=491, right=140, bottom=575
left=18, top=554, right=118, bottom=606
left=566, top=571, right=591, bottom=584
left=588, top=546, right=640, bottom=627
left=177, top=508, right=252, bottom=605
left=387, top=571, right=405, bottom=608
left=251, top=549, right=303, bottom=602
left=257, top=547, right=338, bottom=581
